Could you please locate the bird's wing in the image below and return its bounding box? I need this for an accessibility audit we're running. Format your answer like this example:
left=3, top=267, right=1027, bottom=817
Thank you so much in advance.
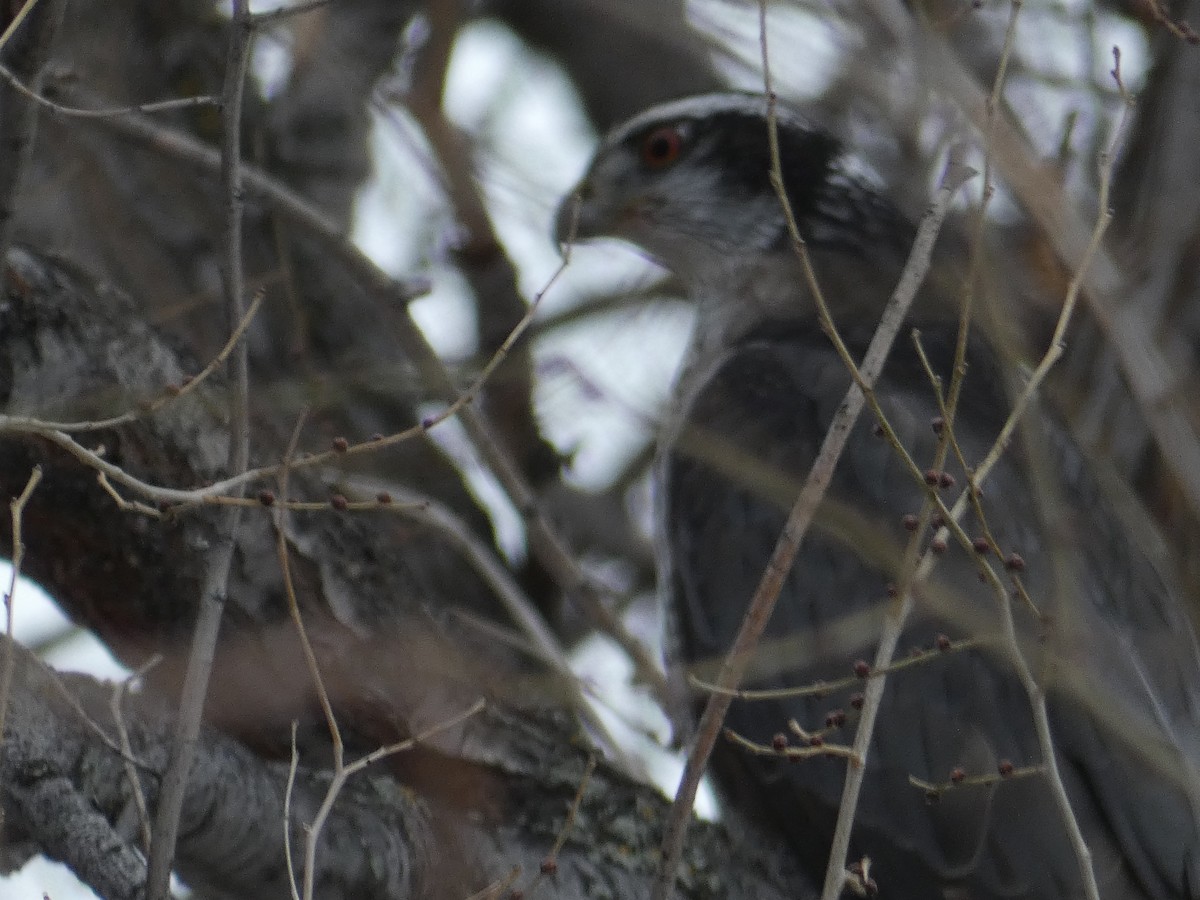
left=665, top=326, right=1200, bottom=899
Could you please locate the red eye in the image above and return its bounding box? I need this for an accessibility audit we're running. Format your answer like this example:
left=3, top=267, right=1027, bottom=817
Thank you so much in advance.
left=640, top=126, right=683, bottom=168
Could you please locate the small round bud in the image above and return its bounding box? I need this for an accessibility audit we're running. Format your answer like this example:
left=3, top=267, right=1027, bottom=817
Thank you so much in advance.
left=950, top=766, right=966, bottom=784
left=376, top=491, right=392, bottom=505
left=257, top=490, right=275, bottom=507
left=772, top=732, right=789, bottom=752
left=331, top=437, right=349, bottom=453
left=850, top=692, right=865, bottom=710
left=1005, top=553, right=1026, bottom=572
left=885, top=583, right=898, bottom=598
left=931, top=514, right=946, bottom=529
left=825, top=709, right=846, bottom=728
left=972, top=536, right=991, bottom=554
left=930, top=537, right=948, bottom=554
left=329, top=493, right=348, bottom=511
left=998, top=759, right=1015, bottom=777
left=808, top=734, right=824, bottom=747
left=369, top=432, right=384, bottom=442
left=935, top=633, right=952, bottom=652
left=931, top=416, right=945, bottom=434
left=181, top=374, right=194, bottom=386
left=540, top=857, right=557, bottom=875
left=939, top=471, right=956, bottom=489
left=924, top=468, right=940, bottom=486
left=166, top=383, right=182, bottom=396
left=902, top=514, right=920, bottom=531
left=853, top=660, right=871, bottom=678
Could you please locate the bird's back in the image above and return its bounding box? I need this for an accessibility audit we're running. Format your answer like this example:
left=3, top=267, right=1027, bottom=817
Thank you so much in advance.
left=665, top=320, right=1200, bottom=899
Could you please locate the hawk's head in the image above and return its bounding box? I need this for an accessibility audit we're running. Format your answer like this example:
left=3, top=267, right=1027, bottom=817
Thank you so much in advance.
left=555, top=93, right=913, bottom=287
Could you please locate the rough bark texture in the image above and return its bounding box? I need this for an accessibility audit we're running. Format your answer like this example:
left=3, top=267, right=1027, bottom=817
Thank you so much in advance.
left=0, top=245, right=810, bottom=899
left=0, top=637, right=809, bottom=899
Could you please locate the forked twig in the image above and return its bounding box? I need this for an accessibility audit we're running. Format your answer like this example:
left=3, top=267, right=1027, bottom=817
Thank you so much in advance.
left=299, top=699, right=486, bottom=900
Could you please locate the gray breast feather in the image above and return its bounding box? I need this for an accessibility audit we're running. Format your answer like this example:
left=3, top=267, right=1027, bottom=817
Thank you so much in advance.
left=663, top=328, right=1200, bottom=899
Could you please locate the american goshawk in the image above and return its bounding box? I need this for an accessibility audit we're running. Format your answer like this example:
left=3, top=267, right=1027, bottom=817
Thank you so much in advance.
left=555, top=93, right=1200, bottom=899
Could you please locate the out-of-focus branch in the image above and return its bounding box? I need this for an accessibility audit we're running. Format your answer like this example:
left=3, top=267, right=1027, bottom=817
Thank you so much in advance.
left=0, top=0, right=67, bottom=294
left=489, top=0, right=724, bottom=131
left=862, top=0, right=1200, bottom=526
left=404, top=0, right=565, bottom=625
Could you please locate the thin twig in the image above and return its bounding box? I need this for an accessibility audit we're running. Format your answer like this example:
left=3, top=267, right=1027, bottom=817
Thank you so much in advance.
left=221, top=5, right=253, bottom=486
left=0, top=62, right=218, bottom=118
left=110, top=654, right=162, bottom=852
left=909, top=762, right=1045, bottom=798
left=34, top=652, right=144, bottom=763
left=300, top=699, right=486, bottom=900
left=812, top=38, right=1130, bottom=900
left=144, top=4, right=254, bottom=896
left=724, top=726, right=861, bottom=764
left=0, top=0, right=40, bottom=54
left=812, top=1, right=1027, bottom=892
left=690, top=636, right=979, bottom=701
left=521, top=755, right=597, bottom=898
left=0, top=466, right=42, bottom=738
left=880, top=1, right=1200, bottom=521
left=274, top=410, right=346, bottom=769
left=0, top=290, right=264, bottom=433
left=284, top=721, right=301, bottom=900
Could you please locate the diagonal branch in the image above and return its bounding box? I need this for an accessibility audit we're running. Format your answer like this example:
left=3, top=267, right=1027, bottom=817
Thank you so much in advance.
left=649, top=30, right=972, bottom=893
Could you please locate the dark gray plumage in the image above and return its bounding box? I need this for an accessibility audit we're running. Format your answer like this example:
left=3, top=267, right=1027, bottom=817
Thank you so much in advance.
left=556, top=93, right=1200, bottom=899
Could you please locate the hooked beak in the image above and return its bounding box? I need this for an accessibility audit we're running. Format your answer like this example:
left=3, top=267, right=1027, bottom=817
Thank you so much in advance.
left=554, top=175, right=638, bottom=254
left=553, top=178, right=597, bottom=253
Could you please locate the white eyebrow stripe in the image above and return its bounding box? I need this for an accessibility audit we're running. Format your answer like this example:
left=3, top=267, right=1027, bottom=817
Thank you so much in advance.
left=600, top=92, right=815, bottom=151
